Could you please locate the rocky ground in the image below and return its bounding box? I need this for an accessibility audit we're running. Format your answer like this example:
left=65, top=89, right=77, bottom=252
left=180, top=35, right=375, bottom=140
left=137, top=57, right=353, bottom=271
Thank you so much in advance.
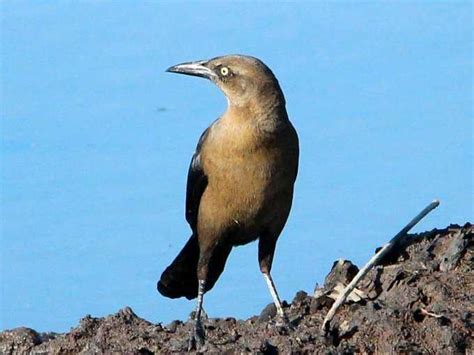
left=1, top=223, right=472, bottom=354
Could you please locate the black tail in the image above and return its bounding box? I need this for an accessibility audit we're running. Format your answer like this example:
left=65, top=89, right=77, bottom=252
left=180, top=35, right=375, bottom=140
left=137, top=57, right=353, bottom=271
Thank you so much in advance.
left=157, top=234, right=232, bottom=300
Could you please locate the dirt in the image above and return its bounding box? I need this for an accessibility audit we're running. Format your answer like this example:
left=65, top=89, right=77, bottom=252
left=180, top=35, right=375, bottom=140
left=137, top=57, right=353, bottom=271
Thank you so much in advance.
left=1, top=223, right=472, bottom=354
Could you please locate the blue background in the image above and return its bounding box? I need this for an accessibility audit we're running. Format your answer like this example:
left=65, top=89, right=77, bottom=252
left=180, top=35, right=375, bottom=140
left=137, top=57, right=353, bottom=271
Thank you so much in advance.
left=1, top=1, right=472, bottom=332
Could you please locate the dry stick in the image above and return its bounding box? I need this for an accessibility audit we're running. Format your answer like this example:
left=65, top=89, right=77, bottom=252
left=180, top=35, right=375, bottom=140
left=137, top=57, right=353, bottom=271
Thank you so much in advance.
left=321, top=199, right=441, bottom=333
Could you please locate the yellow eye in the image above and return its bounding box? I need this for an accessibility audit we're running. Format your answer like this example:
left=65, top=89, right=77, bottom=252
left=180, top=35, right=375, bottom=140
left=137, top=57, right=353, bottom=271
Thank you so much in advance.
left=220, top=67, right=229, bottom=76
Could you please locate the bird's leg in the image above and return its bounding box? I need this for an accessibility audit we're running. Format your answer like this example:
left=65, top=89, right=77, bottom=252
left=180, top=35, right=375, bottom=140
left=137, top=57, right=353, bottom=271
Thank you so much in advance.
left=263, top=272, right=285, bottom=318
left=188, top=279, right=206, bottom=350
left=262, top=271, right=293, bottom=330
left=258, top=233, right=293, bottom=329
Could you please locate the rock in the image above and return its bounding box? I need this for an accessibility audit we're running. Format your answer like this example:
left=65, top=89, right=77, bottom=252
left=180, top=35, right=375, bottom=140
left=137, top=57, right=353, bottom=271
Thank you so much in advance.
left=324, top=259, right=359, bottom=290
left=165, top=320, right=181, bottom=333
left=292, top=290, right=308, bottom=304
left=440, top=227, right=472, bottom=271
left=0, top=328, right=42, bottom=354
left=0, top=224, right=472, bottom=354
left=258, top=303, right=277, bottom=322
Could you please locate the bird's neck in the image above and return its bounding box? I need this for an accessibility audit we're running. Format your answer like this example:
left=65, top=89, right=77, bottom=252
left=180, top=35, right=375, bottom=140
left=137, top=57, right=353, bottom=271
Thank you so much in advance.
left=226, top=90, right=288, bottom=135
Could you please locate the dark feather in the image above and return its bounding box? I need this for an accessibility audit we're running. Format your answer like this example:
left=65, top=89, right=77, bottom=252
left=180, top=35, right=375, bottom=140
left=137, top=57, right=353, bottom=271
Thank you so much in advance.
left=157, top=234, right=199, bottom=299
left=185, top=127, right=210, bottom=232
left=159, top=125, right=227, bottom=300
left=157, top=234, right=233, bottom=299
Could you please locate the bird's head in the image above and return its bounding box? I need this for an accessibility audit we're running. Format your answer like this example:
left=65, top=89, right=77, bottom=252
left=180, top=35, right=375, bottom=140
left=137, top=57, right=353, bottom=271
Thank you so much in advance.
left=166, top=55, right=285, bottom=109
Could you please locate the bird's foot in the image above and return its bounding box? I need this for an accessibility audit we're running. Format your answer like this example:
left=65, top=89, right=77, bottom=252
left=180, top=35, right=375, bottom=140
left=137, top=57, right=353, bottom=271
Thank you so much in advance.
left=187, top=319, right=205, bottom=351
left=273, top=313, right=296, bottom=334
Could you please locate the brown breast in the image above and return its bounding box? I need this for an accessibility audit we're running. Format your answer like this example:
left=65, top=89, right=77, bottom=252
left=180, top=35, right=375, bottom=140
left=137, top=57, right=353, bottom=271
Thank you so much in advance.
left=197, top=114, right=298, bottom=241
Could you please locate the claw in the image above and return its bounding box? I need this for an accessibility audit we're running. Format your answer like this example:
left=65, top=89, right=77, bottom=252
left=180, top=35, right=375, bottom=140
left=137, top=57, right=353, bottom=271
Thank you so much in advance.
left=273, top=313, right=296, bottom=334
left=187, top=279, right=207, bottom=350
left=187, top=319, right=205, bottom=351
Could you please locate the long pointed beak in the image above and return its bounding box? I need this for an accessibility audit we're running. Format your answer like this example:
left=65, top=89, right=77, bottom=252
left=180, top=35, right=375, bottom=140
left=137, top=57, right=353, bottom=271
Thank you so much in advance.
left=166, top=60, right=216, bottom=80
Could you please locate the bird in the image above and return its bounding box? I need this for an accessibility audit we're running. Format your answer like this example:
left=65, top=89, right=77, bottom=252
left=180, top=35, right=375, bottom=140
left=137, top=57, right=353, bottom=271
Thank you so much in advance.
left=157, top=54, right=299, bottom=348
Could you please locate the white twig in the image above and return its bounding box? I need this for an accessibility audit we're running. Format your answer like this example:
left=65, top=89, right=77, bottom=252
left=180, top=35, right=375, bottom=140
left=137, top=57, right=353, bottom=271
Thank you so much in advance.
left=321, top=199, right=440, bottom=333
left=420, top=308, right=444, bottom=319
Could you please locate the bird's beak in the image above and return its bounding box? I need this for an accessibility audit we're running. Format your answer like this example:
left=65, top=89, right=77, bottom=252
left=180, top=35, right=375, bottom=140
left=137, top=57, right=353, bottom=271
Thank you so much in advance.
left=166, top=60, right=216, bottom=80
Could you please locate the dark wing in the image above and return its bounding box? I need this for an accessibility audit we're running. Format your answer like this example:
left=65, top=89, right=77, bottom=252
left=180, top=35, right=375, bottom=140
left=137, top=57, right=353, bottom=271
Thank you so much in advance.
left=185, top=127, right=210, bottom=233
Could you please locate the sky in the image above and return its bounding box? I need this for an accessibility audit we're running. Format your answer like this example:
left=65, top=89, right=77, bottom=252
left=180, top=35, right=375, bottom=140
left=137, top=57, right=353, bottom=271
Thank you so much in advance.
left=1, top=1, right=472, bottom=333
